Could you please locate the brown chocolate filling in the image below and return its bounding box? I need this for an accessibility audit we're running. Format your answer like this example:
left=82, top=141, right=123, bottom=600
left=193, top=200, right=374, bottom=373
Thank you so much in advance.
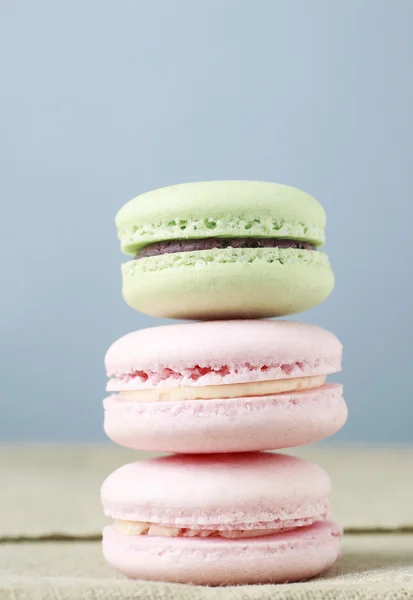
left=136, top=238, right=316, bottom=259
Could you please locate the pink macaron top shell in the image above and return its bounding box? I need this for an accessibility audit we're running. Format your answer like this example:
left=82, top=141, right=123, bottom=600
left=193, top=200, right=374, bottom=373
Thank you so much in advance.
left=101, top=453, right=331, bottom=529
left=105, top=320, right=342, bottom=391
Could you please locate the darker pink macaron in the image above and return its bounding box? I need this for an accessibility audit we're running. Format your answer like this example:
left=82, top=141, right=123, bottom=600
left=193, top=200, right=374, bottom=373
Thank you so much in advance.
left=103, top=320, right=347, bottom=453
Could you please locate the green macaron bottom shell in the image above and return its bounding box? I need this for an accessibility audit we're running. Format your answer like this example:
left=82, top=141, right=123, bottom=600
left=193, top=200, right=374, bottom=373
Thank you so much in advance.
left=121, top=247, right=334, bottom=319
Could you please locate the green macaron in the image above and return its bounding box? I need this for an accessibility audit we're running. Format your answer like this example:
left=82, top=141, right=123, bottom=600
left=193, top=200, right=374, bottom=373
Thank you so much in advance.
left=116, top=181, right=334, bottom=319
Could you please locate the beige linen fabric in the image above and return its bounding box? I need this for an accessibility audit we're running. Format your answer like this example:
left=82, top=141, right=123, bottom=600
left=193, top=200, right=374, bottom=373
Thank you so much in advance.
left=1, top=535, right=412, bottom=599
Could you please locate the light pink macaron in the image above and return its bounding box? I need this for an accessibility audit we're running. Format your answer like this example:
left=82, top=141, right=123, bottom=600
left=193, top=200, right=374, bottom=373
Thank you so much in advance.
left=104, top=320, right=347, bottom=453
left=101, top=452, right=342, bottom=585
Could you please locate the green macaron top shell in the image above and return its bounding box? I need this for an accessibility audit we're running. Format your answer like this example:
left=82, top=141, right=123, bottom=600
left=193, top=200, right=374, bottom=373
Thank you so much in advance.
left=116, top=181, right=326, bottom=255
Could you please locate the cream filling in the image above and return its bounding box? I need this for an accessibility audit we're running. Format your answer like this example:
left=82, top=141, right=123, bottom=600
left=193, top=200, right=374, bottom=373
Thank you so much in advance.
left=114, top=520, right=288, bottom=539
left=117, top=375, right=326, bottom=402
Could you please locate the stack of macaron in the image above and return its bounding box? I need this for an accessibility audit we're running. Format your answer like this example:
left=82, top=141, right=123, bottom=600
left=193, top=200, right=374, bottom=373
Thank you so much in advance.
left=101, top=181, right=347, bottom=585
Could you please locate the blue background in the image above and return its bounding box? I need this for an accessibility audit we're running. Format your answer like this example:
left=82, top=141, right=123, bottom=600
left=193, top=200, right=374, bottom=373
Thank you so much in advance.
left=1, top=0, right=412, bottom=442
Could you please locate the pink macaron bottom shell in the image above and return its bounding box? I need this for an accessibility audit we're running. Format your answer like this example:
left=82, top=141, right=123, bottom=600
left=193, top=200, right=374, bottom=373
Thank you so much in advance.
left=103, top=383, right=346, bottom=453
left=102, top=520, right=342, bottom=585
